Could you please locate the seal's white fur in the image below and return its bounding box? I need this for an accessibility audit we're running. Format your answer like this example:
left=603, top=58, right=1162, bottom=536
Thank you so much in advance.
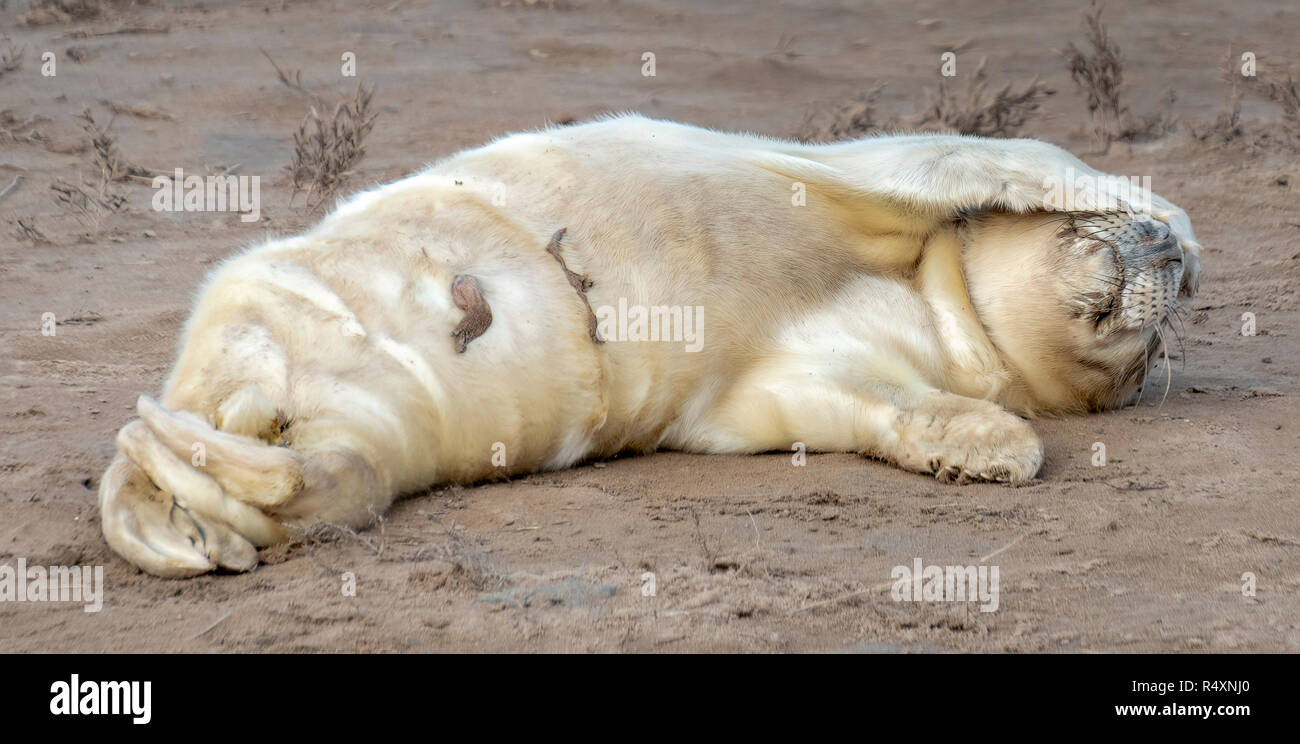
left=98, top=115, right=1201, bottom=577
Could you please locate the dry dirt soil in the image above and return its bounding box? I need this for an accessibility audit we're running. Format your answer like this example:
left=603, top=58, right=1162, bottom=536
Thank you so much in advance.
left=1, top=0, right=1298, bottom=652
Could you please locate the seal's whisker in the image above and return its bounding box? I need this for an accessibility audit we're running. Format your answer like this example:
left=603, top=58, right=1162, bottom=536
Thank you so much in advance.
left=1075, top=232, right=1121, bottom=249
left=1155, top=322, right=1173, bottom=409
left=1084, top=272, right=1124, bottom=290
left=1167, top=303, right=1189, bottom=341
left=1133, top=330, right=1151, bottom=408
left=1164, top=309, right=1188, bottom=371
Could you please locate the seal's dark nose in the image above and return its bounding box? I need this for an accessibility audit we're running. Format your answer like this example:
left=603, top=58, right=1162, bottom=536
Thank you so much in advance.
left=1129, top=219, right=1181, bottom=267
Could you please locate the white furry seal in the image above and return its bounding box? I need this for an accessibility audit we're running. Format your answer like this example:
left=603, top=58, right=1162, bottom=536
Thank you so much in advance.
left=98, top=115, right=1202, bottom=577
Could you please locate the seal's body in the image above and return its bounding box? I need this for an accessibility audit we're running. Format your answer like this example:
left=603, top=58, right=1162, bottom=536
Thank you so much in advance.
left=99, top=115, right=1201, bottom=577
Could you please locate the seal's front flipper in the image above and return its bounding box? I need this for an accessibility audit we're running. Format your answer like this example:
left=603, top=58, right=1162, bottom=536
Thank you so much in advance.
left=451, top=274, right=493, bottom=353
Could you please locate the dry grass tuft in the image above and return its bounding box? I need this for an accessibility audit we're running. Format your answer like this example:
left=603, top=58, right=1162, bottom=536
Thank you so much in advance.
left=14, top=216, right=50, bottom=243
left=259, top=47, right=318, bottom=102
left=0, top=42, right=23, bottom=80
left=1191, top=52, right=1245, bottom=144
left=260, top=48, right=381, bottom=209
left=798, top=83, right=889, bottom=142
left=66, top=109, right=154, bottom=218
left=0, top=109, right=46, bottom=145
left=1192, top=51, right=1300, bottom=147
left=1244, top=70, right=1300, bottom=144
left=21, top=1, right=164, bottom=29
left=20, top=0, right=109, bottom=25
left=910, top=57, right=1053, bottom=137
left=1063, top=4, right=1123, bottom=142
left=76, top=109, right=149, bottom=184
left=286, top=84, right=378, bottom=210
left=50, top=177, right=126, bottom=227
left=798, top=60, right=1051, bottom=143
left=1062, top=3, right=1177, bottom=149
left=1120, top=89, right=1179, bottom=141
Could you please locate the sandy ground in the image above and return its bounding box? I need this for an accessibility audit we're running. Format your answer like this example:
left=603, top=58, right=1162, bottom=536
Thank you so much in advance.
left=1, top=0, right=1298, bottom=652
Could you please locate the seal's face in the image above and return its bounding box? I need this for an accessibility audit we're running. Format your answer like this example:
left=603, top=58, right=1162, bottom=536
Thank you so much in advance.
left=1064, top=213, right=1191, bottom=404
left=963, top=211, right=1198, bottom=414
left=1071, top=213, right=1186, bottom=332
